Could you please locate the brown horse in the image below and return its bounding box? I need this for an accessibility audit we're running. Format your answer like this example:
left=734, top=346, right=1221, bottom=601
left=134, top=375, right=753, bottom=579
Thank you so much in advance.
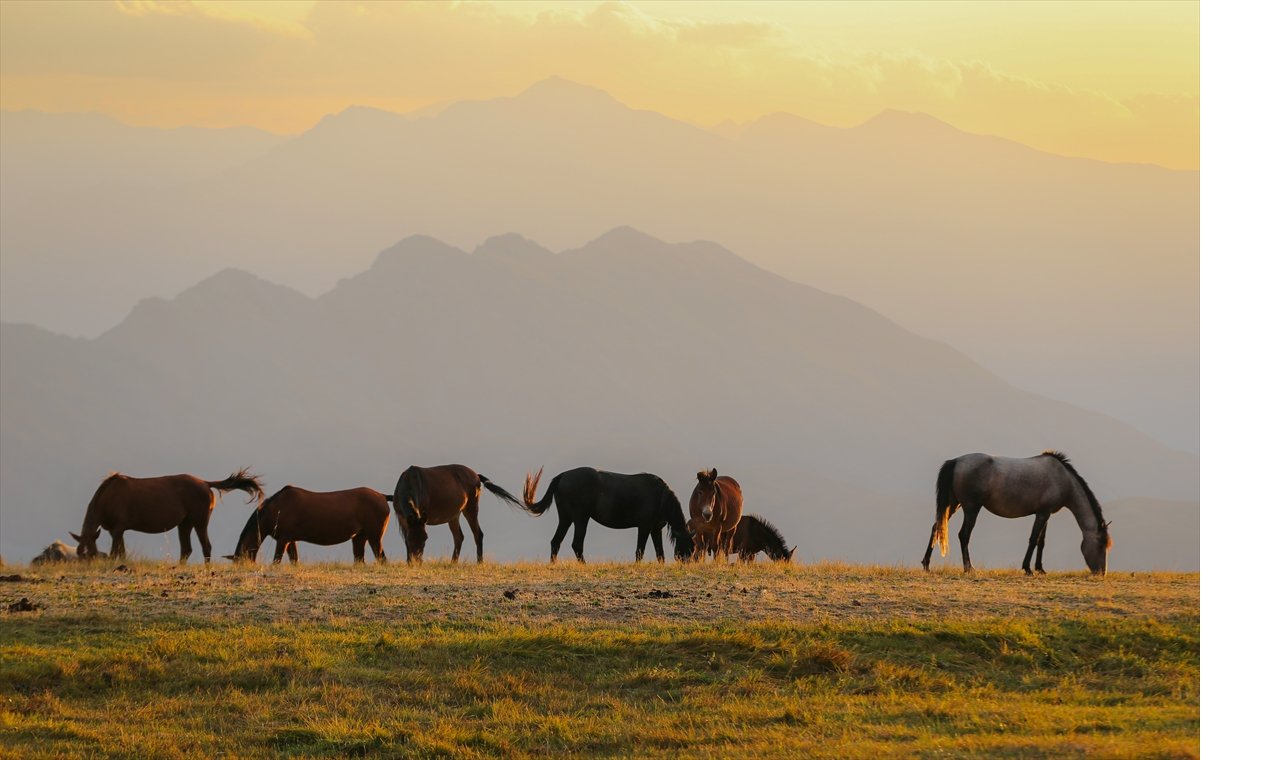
left=71, top=469, right=263, bottom=563
left=227, top=486, right=391, bottom=565
left=391, top=464, right=523, bottom=563
left=688, top=469, right=743, bottom=560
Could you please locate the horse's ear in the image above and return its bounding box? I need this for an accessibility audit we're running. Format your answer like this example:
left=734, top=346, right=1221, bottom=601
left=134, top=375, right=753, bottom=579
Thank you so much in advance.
left=69, top=531, right=81, bottom=543
left=1105, top=521, right=1113, bottom=529
left=709, top=468, right=717, bottom=481
left=91, top=528, right=101, bottom=539
left=788, top=547, right=798, bottom=561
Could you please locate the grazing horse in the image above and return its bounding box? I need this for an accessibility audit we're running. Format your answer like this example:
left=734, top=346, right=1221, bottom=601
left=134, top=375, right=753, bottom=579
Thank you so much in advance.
left=520, top=467, right=695, bottom=563
left=391, top=465, right=523, bottom=563
left=730, top=515, right=796, bottom=563
left=688, top=469, right=743, bottom=559
left=923, top=451, right=1112, bottom=576
left=71, top=469, right=263, bottom=563
left=227, top=486, right=391, bottom=565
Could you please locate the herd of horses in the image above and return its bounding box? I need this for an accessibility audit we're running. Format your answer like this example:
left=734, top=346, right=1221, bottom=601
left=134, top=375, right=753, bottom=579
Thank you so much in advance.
left=51, top=450, right=1112, bottom=575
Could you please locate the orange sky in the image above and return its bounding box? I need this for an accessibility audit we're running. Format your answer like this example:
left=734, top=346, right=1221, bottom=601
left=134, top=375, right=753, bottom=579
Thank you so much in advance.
left=0, top=1, right=1199, bottom=169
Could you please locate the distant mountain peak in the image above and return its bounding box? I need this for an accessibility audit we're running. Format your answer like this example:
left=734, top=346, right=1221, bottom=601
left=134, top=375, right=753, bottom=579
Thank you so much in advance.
left=856, top=109, right=962, bottom=135
left=515, top=76, right=622, bottom=107
left=576, top=225, right=666, bottom=254
left=474, top=233, right=554, bottom=259
left=370, top=234, right=468, bottom=271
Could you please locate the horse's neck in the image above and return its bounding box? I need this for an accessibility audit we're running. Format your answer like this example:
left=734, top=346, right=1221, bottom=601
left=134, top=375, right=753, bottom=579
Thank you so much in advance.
left=80, top=500, right=103, bottom=534
left=1065, top=488, right=1101, bottom=535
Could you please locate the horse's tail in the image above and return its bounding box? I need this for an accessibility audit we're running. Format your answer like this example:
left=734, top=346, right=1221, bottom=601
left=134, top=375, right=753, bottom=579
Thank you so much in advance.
left=932, top=458, right=958, bottom=557
left=205, top=467, right=264, bottom=505
left=519, top=468, right=559, bottom=516
left=478, top=475, right=524, bottom=511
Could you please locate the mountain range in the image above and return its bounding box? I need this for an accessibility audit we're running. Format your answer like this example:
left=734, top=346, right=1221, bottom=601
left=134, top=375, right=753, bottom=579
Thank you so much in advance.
left=0, top=229, right=1197, bottom=569
left=0, top=77, right=1199, bottom=451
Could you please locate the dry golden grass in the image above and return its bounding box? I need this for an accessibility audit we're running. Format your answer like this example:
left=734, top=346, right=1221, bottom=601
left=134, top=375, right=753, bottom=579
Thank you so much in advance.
left=1, top=561, right=1199, bottom=758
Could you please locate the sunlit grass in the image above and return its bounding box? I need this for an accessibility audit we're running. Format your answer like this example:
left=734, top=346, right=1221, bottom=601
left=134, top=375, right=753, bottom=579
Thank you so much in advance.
left=0, top=563, right=1198, bottom=758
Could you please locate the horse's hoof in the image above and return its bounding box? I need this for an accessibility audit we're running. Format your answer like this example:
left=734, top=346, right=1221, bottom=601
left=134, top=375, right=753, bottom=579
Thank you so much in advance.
left=1035, top=569, right=1047, bottom=576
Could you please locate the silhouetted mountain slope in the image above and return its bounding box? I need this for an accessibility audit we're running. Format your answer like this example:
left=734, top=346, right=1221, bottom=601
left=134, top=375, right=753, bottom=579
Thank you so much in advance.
left=0, top=79, right=1197, bottom=450
left=0, top=230, right=1197, bottom=568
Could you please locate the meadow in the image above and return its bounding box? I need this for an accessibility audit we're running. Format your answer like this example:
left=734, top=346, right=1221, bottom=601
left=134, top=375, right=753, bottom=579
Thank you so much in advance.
left=0, top=561, right=1198, bottom=758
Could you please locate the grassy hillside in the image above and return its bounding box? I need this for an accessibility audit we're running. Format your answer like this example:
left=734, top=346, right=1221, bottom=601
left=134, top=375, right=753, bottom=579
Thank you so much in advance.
left=0, top=562, right=1199, bottom=758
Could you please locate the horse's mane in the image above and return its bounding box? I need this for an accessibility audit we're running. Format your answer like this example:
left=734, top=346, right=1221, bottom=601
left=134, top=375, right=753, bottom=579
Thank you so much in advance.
left=746, top=514, right=790, bottom=559
left=659, top=480, right=691, bottom=541
left=696, top=469, right=716, bottom=481
left=1041, top=451, right=1110, bottom=546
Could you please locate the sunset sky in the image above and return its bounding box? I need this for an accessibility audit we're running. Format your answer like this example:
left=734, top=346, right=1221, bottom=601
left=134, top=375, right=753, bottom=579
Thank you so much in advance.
left=0, top=1, right=1199, bottom=169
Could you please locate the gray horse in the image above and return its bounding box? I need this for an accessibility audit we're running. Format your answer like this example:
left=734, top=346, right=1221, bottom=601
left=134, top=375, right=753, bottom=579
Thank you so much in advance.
left=922, top=451, right=1112, bottom=576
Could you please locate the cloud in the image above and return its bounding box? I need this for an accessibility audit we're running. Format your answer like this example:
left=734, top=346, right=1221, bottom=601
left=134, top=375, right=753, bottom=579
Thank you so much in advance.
left=0, top=0, right=1198, bottom=168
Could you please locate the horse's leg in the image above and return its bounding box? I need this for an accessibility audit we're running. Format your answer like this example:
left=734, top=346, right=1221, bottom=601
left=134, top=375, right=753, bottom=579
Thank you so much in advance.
left=570, top=516, right=589, bottom=563
left=194, top=521, right=213, bottom=564
left=921, top=527, right=935, bottom=571
left=549, top=512, right=573, bottom=563
left=634, top=527, right=648, bottom=562
left=650, top=526, right=665, bottom=564
left=287, top=542, right=299, bottom=564
left=370, top=532, right=387, bottom=564
left=448, top=517, right=465, bottom=563
left=177, top=523, right=193, bottom=565
left=463, top=502, right=484, bottom=564
left=352, top=537, right=366, bottom=565
left=958, top=505, right=981, bottom=573
left=272, top=539, right=285, bottom=565
left=721, top=527, right=737, bottom=559
left=1034, top=514, right=1050, bottom=574
left=1022, top=512, right=1050, bottom=576
left=709, top=528, right=722, bottom=560
left=109, top=530, right=127, bottom=561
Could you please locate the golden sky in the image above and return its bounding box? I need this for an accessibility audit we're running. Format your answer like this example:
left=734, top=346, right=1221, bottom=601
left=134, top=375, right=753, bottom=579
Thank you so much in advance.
left=0, top=1, right=1199, bottom=168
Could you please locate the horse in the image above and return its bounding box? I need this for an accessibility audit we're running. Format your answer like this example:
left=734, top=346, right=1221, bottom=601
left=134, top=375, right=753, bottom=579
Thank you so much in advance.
left=922, top=451, right=1112, bottom=576
left=688, top=469, right=743, bottom=559
left=520, top=467, right=695, bottom=563
left=391, top=465, right=523, bottom=563
left=71, top=469, right=264, bottom=563
left=226, top=486, right=392, bottom=565
left=31, top=541, right=77, bottom=565
left=730, top=515, right=796, bottom=563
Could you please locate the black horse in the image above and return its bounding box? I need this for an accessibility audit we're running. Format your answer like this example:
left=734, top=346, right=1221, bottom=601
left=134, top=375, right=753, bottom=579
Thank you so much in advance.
left=520, top=467, right=695, bottom=563
left=730, top=515, right=796, bottom=563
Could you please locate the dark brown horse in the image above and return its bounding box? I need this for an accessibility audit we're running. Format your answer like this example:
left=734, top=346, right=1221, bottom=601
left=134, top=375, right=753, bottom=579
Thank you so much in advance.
left=730, top=515, right=796, bottom=563
left=227, top=486, right=391, bottom=565
left=688, top=469, right=743, bottom=560
left=391, top=464, right=523, bottom=563
left=520, top=467, right=695, bottom=563
left=71, top=469, right=263, bottom=563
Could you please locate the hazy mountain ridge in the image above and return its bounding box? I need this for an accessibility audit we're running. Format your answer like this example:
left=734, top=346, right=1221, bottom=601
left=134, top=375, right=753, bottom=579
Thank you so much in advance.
left=0, top=229, right=1196, bottom=568
left=0, top=78, right=1198, bottom=452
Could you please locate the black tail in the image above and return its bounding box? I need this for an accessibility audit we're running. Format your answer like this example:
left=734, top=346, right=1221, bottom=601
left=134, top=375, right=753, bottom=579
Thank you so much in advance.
left=205, top=467, right=265, bottom=505
left=519, top=468, right=560, bottom=515
left=478, top=475, right=524, bottom=510
left=931, top=458, right=958, bottom=557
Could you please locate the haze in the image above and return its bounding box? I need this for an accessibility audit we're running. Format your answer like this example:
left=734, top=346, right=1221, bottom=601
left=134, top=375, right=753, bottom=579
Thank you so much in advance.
left=0, top=1, right=1198, bottom=568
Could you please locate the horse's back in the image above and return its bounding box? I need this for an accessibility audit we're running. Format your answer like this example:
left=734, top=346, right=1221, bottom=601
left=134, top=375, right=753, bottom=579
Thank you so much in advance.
left=94, top=473, right=213, bottom=530
left=954, top=453, right=1075, bottom=517
left=272, top=486, right=388, bottom=544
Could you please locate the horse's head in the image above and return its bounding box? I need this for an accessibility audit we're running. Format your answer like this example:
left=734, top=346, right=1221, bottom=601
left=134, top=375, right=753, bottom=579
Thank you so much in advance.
left=690, top=469, right=719, bottom=522
left=1081, top=521, right=1112, bottom=576
left=672, top=530, right=696, bottom=562
left=68, top=529, right=101, bottom=559
left=398, top=515, right=428, bottom=562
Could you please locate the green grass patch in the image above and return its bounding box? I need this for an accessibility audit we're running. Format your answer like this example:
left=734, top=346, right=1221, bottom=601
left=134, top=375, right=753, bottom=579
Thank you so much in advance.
left=0, top=613, right=1198, bottom=758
